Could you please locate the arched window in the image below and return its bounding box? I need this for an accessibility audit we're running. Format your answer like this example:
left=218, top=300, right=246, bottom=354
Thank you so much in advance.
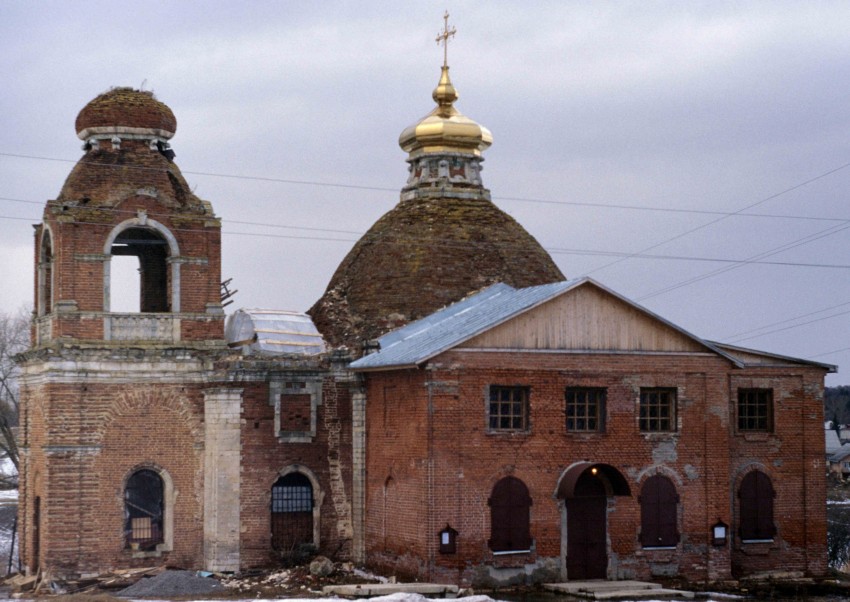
left=488, top=476, right=532, bottom=553
left=639, top=475, right=679, bottom=548
left=271, top=472, right=314, bottom=552
left=125, top=469, right=164, bottom=550
left=38, top=230, right=53, bottom=316
left=110, top=227, right=169, bottom=312
left=739, top=470, right=776, bottom=541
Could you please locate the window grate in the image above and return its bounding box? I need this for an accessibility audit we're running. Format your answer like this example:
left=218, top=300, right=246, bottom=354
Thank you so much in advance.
left=488, top=386, right=529, bottom=431
left=271, top=472, right=314, bottom=552
left=566, top=388, right=606, bottom=432
left=738, top=388, right=773, bottom=432
left=639, top=388, right=676, bottom=432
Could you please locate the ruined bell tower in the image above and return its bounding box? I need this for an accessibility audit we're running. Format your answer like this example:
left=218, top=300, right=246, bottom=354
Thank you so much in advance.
left=17, top=88, right=227, bottom=576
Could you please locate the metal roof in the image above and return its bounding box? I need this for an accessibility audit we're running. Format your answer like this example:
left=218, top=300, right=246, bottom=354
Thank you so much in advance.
left=709, top=341, right=837, bottom=373
left=351, top=280, right=579, bottom=370
left=225, top=309, right=326, bottom=355
left=350, top=277, right=746, bottom=371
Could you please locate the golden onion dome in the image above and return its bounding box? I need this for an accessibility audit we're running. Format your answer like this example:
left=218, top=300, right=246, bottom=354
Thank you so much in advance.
left=399, top=65, right=493, bottom=159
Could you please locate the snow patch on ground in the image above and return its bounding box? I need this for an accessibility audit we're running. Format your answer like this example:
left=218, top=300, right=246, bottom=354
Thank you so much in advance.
left=128, top=598, right=502, bottom=602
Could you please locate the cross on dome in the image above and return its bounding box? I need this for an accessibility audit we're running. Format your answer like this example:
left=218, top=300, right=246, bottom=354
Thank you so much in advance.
left=435, top=11, right=456, bottom=68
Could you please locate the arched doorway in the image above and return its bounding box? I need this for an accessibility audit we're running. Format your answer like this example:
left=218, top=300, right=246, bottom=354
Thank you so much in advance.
left=557, top=463, right=631, bottom=580
left=271, top=472, right=314, bottom=553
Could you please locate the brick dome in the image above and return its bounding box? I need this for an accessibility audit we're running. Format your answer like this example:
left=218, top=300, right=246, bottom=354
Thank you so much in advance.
left=57, top=88, right=201, bottom=209
left=75, top=87, right=176, bottom=140
left=308, top=195, right=565, bottom=350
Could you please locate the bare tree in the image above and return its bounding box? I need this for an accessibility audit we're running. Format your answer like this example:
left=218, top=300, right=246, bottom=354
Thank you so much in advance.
left=0, top=307, right=30, bottom=488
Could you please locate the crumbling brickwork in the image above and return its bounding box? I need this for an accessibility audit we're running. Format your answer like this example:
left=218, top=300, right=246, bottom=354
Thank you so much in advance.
left=18, top=88, right=360, bottom=579
left=309, top=192, right=565, bottom=350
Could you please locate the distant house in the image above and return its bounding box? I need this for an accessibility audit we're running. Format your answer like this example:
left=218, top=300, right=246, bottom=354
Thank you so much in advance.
left=826, top=429, right=844, bottom=457
left=829, top=447, right=850, bottom=478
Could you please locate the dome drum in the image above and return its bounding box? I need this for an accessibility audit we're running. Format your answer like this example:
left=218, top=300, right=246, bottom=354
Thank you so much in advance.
left=403, top=153, right=484, bottom=192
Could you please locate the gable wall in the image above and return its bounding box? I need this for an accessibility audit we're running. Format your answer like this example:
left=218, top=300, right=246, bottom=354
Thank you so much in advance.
left=461, top=285, right=706, bottom=353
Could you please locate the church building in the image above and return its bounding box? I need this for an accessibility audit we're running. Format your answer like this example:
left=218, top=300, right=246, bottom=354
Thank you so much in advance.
left=16, top=20, right=834, bottom=587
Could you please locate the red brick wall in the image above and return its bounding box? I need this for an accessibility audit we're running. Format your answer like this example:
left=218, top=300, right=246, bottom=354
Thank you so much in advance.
left=38, top=192, right=223, bottom=342
left=18, top=380, right=207, bottom=576
left=365, top=370, right=431, bottom=579
left=236, top=370, right=354, bottom=568
left=361, top=351, right=827, bottom=585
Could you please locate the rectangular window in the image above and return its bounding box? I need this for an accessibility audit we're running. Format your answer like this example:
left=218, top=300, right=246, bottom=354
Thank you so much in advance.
left=488, top=386, right=529, bottom=432
left=737, top=388, right=773, bottom=432
left=566, top=387, right=606, bottom=432
left=639, top=388, right=676, bottom=432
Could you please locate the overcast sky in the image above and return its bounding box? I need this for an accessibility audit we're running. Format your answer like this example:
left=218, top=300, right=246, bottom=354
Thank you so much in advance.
left=1, top=1, right=849, bottom=386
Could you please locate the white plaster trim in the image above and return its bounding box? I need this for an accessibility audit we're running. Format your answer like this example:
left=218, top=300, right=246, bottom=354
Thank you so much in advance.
left=204, top=388, right=243, bottom=572
left=19, top=358, right=213, bottom=386
left=78, top=126, right=174, bottom=140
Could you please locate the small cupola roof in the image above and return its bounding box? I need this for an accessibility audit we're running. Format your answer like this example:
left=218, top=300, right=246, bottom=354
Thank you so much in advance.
left=398, top=15, right=492, bottom=159
left=75, top=87, right=176, bottom=140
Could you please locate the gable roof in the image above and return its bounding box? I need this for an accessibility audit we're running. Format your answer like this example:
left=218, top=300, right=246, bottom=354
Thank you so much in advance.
left=825, top=429, right=845, bottom=455
left=350, top=278, right=739, bottom=371
left=710, top=341, right=836, bottom=373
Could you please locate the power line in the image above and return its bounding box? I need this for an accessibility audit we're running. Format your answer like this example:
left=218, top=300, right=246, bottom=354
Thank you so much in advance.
left=811, top=346, right=850, bottom=360
left=726, top=307, right=850, bottom=344
left=725, top=300, right=850, bottom=341
left=2, top=212, right=850, bottom=271
left=637, top=220, right=850, bottom=301
left=2, top=153, right=849, bottom=222
left=584, top=159, right=850, bottom=278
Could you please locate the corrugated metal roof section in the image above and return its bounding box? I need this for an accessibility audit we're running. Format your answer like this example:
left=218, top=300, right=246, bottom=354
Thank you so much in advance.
left=710, top=341, right=837, bottom=373
left=225, top=309, right=326, bottom=355
left=351, top=280, right=579, bottom=370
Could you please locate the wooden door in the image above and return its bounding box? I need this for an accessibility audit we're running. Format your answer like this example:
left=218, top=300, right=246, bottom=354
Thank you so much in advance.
left=566, top=473, right=607, bottom=579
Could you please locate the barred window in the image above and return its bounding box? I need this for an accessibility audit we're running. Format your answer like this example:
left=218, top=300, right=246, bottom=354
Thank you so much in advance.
left=737, top=388, right=773, bottom=432
left=566, top=388, right=606, bottom=432
left=271, top=472, right=314, bottom=552
left=488, top=386, right=530, bottom=431
left=125, top=469, right=164, bottom=550
left=272, top=473, right=313, bottom=512
left=639, top=388, right=676, bottom=432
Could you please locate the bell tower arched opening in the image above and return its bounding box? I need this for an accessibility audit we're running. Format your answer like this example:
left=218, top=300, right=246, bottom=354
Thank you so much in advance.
left=110, top=228, right=168, bottom=312
left=103, top=216, right=181, bottom=313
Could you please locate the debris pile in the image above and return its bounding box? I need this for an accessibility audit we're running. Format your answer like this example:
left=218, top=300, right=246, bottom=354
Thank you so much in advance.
left=4, top=558, right=384, bottom=598
left=220, top=558, right=382, bottom=597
